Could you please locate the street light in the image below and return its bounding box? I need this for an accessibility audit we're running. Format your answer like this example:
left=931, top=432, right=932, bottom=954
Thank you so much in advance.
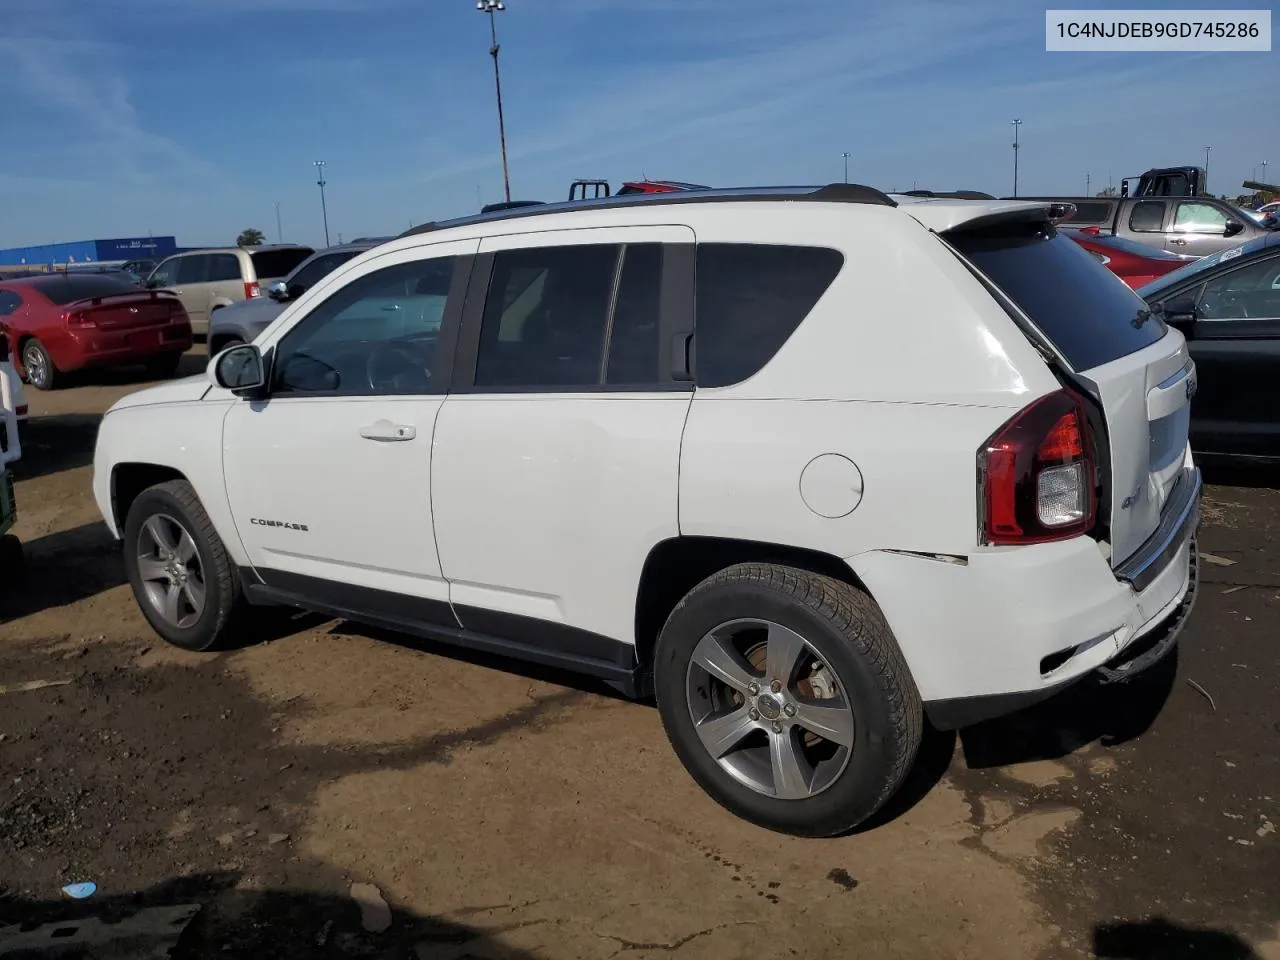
left=841, top=152, right=850, bottom=184
left=1010, top=119, right=1022, bottom=198
left=314, top=161, right=330, bottom=247
left=1203, top=145, right=1211, bottom=195
left=1262, top=159, right=1270, bottom=184
left=477, top=0, right=512, bottom=204
left=274, top=201, right=283, bottom=244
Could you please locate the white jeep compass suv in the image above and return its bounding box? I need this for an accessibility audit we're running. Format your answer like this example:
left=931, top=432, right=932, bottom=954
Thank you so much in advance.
left=92, top=184, right=1201, bottom=836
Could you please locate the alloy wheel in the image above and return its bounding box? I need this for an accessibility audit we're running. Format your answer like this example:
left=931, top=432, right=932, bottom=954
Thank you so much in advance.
left=22, top=343, right=48, bottom=389
left=136, top=514, right=206, bottom=629
left=685, top=618, right=856, bottom=800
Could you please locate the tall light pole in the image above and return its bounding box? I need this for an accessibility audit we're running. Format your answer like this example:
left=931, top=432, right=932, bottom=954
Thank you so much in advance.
left=1203, top=145, right=1211, bottom=195
left=314, top=160, right=330, bottom=247
left=841, top=152, right=850, bottom=184
left=1262, top=159, right=1269, bottom=185
left=1086, top=171, right=1091, bottom=196
left=274, top=201, right=283, bottom=244
left=477, top=0, right=512, bottom=204
left=1010, top=119, right=1022, bottom=198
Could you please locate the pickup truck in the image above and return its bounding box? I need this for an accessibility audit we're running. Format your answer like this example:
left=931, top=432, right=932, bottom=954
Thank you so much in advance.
left=1018, top=193, right=1274, bottom=258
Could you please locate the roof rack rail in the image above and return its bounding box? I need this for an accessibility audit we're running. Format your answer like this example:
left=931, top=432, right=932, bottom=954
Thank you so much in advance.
left=901, top=189, right=997, bottom=200
left=397, top=183, right=896, bottom=239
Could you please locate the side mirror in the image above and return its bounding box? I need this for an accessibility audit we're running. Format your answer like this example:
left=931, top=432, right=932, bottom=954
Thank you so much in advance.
left=266, top=280, right=290, bottom=302
left=209, top=343, right=266, bottom=394
left=1161, top=296, right=1198, bottom=327
left=1224, top=219, right=1245, bottom=238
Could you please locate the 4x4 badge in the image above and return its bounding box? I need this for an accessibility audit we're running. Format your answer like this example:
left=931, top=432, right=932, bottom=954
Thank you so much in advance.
left=1185, top=376, right=1197, bottom=401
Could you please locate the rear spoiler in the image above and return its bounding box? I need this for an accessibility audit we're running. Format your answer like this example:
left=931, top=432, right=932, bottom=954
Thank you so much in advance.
left=71, top=290, right=178, bottom=309
left=904, top=200, right=1076, bottom=235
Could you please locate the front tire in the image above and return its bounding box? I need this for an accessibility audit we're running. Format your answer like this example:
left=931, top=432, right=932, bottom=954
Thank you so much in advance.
left=122, top=480, right=245, bottom=651
left=20, top=339, right=58, bottom=390
left=654, top=563, right=923, bottom=837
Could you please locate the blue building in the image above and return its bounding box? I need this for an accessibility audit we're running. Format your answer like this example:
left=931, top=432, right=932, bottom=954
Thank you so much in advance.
left=0, top=236, right=178, bottom=267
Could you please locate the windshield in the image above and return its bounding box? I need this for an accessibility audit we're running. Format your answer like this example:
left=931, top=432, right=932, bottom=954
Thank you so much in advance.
left=949, top=223, right=1166, bottom=372
left=1136, top=235, right=1277, bottom=298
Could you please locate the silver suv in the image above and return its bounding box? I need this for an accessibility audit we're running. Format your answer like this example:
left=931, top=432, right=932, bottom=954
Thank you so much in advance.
left=208, top=241, right=386, bottom=355
left=144, top=245, right=313, bottom=336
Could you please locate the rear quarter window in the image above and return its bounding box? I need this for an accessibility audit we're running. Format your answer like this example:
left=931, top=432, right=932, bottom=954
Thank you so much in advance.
left=694, top=243, right=844, bottom=388
left=949, top=224, right=1167, bottom=372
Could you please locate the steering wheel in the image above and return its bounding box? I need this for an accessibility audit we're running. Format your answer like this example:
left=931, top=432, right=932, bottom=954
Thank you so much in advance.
left=366, top=340, right=431, bottom=393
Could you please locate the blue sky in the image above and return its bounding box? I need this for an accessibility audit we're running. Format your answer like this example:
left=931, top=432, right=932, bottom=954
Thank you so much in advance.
left=0, top=0, right=1275, bottom=249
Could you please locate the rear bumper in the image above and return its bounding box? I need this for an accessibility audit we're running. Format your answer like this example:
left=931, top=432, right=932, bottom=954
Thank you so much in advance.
left=848, top=470, right=1202, bottom=730
left=64, top=326, right=192, bottom=370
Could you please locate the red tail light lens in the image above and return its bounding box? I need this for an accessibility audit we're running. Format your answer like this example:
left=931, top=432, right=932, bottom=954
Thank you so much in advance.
left=244, top=281, right=261, bottom=299
left=63, top=311, right=97, bottom=330
left=1079, top=225, right=1101, bottom=236
left=979, top=390, right=1097, bottom=545
left=16, top=405, right=27, bottom=418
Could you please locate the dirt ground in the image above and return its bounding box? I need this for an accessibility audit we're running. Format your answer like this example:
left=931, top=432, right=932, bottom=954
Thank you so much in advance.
left=1, top=349, right=1277, bottom=959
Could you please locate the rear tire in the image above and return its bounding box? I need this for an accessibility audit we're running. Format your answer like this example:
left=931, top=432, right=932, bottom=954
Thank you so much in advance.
left=143, top=353, right=183, bottom=379
left=20, top=339, right=58, bottom=390
left=122, top=479, right=246, bottom=652
left=654, top=563, right=923, bottom=837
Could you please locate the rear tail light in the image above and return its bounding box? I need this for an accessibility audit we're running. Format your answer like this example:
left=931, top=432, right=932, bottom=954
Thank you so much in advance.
left=244, top=281, right=261, bottom=299
left=1079, top=225, right=1101, bottom=236
left=15, top=405, right=26, bottom=418
left=63, top=310, right=97, bottom=330
left=979, top=389, right=1097, bottom=546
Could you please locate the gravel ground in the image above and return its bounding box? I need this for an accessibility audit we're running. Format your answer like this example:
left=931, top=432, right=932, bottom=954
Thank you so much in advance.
left=0, top=350, right=1276, bottom=959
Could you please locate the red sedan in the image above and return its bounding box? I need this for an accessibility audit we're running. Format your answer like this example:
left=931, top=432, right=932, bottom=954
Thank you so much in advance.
left=0, top=273, right=192, bottom=390
left=1063, top=227, right=1192, bottom=289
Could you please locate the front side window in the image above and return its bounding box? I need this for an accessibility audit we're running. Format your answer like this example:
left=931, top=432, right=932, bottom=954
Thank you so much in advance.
left=287, top=251, right=361, bottom=298
left=1174, top=202, right=1229, bottom=235
left=1196, top=255, right=1280, bottom=321
left=693, top=243, right=844, bottom=388
left=149, top=258, right=181, bottom=287
left=273, top=256, right=456, bottom=396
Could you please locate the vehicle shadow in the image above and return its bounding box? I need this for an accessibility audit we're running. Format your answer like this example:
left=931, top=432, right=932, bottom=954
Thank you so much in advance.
left=0, top=522, right=127, bottom=624
left=1197, top=458, right=1280, bottom=491
left=956, top=646, right=1178, bottom=770
left=0, top=871, right=539, bottom=959
left=1093, top=916, right=1264, bottom=959
left=10, top=413, right=101, bottom=482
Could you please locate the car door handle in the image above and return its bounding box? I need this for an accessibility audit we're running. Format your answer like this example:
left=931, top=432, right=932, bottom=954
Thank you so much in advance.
left=381, top=304, right=401, bottom=312
left=1168, top=237, right=1188, bottom=245
left=359, top=420, right=416, bottom=442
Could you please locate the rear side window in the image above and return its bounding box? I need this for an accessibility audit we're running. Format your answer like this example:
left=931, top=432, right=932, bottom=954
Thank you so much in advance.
left=250, top=248, right=313, bottom=280
left=176, top=257, right=207, bottom=285
left=0, top=291, right=22, bottom=316
left=1129, top=201, right=1166, bottom=233
left=694, top=243, right=844, bottom=388
left=207, top=254, right=241, bottom=282
left=949, top=224, right=1167, bottom=372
